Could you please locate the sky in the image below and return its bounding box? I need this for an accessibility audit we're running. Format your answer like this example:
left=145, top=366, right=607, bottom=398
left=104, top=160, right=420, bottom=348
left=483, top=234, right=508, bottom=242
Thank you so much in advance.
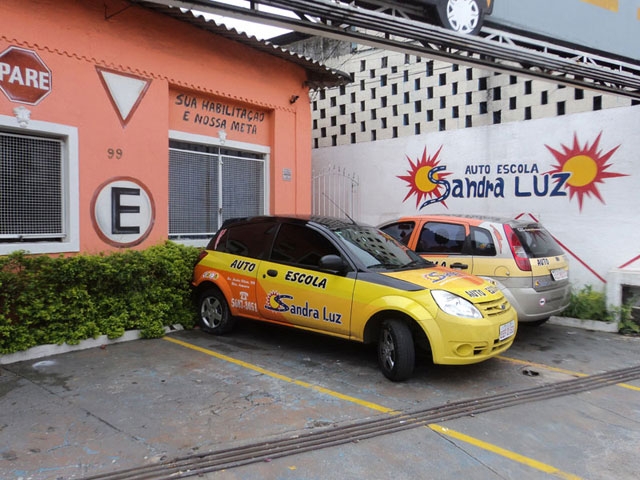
left=200, top=0, right=294, bottom=39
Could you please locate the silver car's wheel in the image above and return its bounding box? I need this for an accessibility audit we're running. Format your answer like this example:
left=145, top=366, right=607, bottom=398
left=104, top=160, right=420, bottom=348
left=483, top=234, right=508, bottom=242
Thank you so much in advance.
left=438, top=0, right=483, bottom=35
left=198, top=287, right=235, bottom=335
left=378, top=319, right=415, bottom=381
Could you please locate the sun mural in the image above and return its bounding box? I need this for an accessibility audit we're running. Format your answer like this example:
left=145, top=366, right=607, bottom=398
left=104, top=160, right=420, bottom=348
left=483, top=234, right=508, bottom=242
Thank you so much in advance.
left=398, top=132, right=626, bottom=212
left=397, top=146, right=452, bottom=209
left=546, top=132, right=627, bottom=211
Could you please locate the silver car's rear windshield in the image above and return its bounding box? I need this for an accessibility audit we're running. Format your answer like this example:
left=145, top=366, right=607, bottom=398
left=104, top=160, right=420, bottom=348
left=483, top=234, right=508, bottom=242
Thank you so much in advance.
left=514, top=226, right=564, bottom=258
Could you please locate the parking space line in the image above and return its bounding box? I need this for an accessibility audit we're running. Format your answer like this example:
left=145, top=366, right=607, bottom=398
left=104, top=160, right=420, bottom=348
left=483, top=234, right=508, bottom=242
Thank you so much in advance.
left=498, top=355, right=640, bottom=391
left=164, top=336, right=584, bottom=478
left=163, top=336, right=396, bottom=413
left=429, top=424, right=582, bottom=480
left=619, top=383, right=640, bottom=391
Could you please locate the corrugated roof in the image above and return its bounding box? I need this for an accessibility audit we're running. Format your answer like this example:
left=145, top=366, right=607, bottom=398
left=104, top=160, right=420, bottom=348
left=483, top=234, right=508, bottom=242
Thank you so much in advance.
left=131, top=1, right=351, bottom=89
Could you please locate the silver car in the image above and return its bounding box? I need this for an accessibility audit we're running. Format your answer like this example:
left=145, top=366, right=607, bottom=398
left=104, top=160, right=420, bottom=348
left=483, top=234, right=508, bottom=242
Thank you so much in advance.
left=380, top=214, right=570, bottom=325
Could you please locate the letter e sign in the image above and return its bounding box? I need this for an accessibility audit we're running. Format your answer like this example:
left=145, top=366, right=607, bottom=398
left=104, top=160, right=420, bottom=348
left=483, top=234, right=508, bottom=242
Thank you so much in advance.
left=91, top=177, right=155, bottom=247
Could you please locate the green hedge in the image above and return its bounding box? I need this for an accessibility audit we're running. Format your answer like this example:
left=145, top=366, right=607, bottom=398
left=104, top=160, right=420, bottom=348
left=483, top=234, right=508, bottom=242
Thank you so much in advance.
left=561, top=284, right=639, bottom=334
left=0, top=242, right=201, bottom=354
left=561, top=285, right=610, bottom=321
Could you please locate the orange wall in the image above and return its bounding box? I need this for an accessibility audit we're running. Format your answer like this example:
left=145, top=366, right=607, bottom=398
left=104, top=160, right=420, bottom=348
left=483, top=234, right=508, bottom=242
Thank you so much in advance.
left=0, top=0, right=312, bottom=253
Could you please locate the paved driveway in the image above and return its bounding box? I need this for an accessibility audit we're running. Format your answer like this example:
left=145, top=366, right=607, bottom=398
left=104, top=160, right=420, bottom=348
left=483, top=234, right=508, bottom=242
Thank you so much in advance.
left=1, top=321, right=639, bottom=479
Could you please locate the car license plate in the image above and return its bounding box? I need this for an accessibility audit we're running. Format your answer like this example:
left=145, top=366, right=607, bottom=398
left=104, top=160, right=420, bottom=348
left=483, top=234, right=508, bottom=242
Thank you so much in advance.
left=499, top=320, right=515, bottom=341
left=551, top=268, right=568, bottom=281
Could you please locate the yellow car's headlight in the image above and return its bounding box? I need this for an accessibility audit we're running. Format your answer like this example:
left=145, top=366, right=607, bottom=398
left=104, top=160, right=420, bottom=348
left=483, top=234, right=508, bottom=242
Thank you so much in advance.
left=431, top=290, right=482, bottom=319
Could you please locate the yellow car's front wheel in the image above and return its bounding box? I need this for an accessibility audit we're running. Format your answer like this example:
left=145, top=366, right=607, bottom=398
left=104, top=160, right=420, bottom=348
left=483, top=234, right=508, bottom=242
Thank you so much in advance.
left=378, top=319, right=415, bottom=381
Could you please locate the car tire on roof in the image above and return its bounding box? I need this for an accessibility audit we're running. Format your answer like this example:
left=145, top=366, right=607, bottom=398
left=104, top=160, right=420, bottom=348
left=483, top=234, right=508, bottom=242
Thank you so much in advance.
left=436, top=0, right=483, bottom=35
left=378, top=319, right=416, bottom=382
left=198, top=287, right=236, bottom=335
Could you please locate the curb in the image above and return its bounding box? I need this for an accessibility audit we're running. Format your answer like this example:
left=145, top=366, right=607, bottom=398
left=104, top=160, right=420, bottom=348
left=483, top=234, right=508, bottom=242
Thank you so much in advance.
left=548, top=316, right=619, bottom=333
left=0, top=325, right=184, bottom=365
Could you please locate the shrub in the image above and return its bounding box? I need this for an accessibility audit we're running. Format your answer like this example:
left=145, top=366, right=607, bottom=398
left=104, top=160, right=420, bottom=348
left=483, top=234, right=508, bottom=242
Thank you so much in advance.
left=0, top=242, right=201, bottom=354
left=562, top=285, right=640, bottom=334
left=617, top=303, right=640, bottom=335
left=561, top=285, right=609, bottom=321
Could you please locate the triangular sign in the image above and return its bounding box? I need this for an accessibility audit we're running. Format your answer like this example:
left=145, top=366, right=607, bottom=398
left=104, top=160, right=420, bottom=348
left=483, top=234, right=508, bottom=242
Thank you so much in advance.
left=96, top=67, right=151, bottom=127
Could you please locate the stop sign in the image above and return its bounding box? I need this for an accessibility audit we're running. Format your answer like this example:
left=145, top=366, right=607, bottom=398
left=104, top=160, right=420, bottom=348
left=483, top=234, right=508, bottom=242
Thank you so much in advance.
left=0, top=46, right=52, bottom=105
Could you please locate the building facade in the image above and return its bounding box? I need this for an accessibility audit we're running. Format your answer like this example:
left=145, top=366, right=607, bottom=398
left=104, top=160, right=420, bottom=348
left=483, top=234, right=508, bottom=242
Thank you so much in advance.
left=0, top=0, right=346, bottom=255
left=303, top=38, right=635, bottom=149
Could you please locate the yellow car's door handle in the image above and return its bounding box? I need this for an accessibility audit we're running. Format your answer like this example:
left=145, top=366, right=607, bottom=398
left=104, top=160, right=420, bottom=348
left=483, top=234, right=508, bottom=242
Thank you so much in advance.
left=450, top=262, right=469, bottom=270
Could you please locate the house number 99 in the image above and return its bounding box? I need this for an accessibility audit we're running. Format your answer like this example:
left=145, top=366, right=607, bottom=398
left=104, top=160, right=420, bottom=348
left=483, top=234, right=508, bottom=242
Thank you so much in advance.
left=108, top=148, right=123, bottom=159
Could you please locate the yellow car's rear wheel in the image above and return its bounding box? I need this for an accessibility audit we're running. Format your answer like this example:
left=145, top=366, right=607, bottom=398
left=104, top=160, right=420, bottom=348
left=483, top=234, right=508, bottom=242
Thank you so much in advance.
left=198, top=287, right=236, bottom=335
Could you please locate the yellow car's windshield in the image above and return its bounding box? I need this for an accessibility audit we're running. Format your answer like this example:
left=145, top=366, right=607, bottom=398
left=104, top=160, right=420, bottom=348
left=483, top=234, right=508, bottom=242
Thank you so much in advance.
left=334, top=225, right=427, bottom=270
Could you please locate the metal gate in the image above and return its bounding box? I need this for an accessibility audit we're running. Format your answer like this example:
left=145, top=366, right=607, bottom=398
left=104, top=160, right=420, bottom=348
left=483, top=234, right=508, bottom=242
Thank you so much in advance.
left=312, top=165, right=360, bottom=220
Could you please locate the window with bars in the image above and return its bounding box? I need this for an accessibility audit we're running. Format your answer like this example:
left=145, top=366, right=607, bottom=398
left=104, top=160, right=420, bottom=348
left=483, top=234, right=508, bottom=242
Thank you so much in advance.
left=168, top=140, right=265, bottom=238
left=0, top=131, right=63, bottom=240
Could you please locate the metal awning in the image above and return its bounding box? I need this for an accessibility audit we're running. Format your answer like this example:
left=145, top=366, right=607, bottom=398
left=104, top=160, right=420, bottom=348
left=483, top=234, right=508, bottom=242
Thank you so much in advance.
left=129, top=1, right=351, bottom=89
left=132, top=0, right=640, bottom=100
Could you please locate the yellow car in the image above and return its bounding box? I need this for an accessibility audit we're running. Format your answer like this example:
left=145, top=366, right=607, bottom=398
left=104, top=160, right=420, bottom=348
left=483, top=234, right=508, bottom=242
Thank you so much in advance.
left=192, top=216, right=516, bottom=381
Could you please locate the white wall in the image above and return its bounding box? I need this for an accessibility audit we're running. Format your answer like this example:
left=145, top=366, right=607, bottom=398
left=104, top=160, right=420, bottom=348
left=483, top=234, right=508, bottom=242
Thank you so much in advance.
left=313, top=105, right=640, bottom=290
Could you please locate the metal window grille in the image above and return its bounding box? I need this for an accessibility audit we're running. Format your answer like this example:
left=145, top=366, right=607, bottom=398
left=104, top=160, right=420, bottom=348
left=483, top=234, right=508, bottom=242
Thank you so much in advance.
left=169, top=144, right=265, bottom=238
left=169, top=148, right=220, bottom=237
left=0, top=132, right=63, bottom=240
left=221, top=154, right=264, bottom=221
